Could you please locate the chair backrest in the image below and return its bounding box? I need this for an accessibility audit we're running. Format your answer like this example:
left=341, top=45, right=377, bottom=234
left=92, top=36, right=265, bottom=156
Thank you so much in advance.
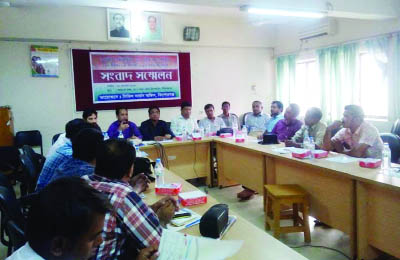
left=52, top=133, right=62, bottom=145
left=391, top=119, right=400, bottom=136
left=22, top=145, right=45, bottom=174
left=5, top=219, right=26, bottom=255
left=20, top=154, right=39, bottom=195
left=241, top=112, right=252, bottom=127
left=15, top=130, right=43, bottom=155
left=0, top=146, right=21, bottom=173
left=380, top=133, right=400, bottom=163
left=0, top=172, right=12, bottom=190
left=0, top=186, right=24, bottom=227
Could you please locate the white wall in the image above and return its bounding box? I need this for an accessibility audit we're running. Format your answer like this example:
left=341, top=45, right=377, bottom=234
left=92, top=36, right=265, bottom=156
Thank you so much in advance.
left=0, top=6, right=275, bottom=154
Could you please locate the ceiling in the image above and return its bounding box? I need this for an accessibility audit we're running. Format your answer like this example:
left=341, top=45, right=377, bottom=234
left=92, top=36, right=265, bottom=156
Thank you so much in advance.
left=5, top=0, right=400, bottom=25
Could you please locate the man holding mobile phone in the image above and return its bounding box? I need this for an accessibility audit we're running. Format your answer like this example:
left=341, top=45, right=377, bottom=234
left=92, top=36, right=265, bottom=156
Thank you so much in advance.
left=107, top=108, right=143, bottom=140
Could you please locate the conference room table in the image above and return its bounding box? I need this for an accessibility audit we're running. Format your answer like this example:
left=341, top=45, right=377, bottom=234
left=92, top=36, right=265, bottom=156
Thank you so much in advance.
left=143, top=168, right=308, bottom=260
left=140, top=137, right=400, bottom=260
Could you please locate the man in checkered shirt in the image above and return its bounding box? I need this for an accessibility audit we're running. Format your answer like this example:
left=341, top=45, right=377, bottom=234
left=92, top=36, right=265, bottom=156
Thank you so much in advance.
left=84, top=139, right=178, bottom=260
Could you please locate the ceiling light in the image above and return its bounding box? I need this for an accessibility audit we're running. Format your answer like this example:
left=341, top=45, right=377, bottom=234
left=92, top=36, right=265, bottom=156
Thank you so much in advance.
left=244, top=7, right=326, bottom=19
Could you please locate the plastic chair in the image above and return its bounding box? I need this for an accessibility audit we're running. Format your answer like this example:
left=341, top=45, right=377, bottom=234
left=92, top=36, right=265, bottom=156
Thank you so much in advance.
left=52, top=133, right=62, bottom=145
left=380, top=133, right=400, bottom=163
left=19, top=154, right=39, bottom=195
left=5, top=220, right=26, bottom=255
left=22, top=145, right=45, bottom=174
left=15, top=130, right=43, bottom=155
left=241, top=112, right=252, bottom=128
left=0, top=185, right=25, bottom=255
left=0, top=146, right=21, bottom=174
left=391, top=119, right=400, bottom=137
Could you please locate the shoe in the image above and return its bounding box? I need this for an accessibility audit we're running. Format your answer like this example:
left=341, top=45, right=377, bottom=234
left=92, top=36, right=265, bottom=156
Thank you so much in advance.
left=237, top=189, right=255, bottom=200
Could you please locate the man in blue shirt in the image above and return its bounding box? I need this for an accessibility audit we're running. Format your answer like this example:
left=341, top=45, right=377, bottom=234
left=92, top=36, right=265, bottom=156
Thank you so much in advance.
left=140, top=106, right=175, bottom=141
left=107, top=108, right=142, bottom=139
left=36, top=119, right=94, bottom=191
left=245, top=101, right=270, bottom=136
left=265, top=101, right=284, bottom=133
left=50, top=128, right=104, bottom=183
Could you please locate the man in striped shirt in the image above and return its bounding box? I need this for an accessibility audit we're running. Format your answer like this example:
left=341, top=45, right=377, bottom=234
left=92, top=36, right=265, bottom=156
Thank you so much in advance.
left=84, top=139, right=178, bottom=260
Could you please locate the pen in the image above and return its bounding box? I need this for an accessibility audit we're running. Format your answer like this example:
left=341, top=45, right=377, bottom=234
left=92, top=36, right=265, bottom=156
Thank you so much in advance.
left=185, top=219, right=200, bottom=228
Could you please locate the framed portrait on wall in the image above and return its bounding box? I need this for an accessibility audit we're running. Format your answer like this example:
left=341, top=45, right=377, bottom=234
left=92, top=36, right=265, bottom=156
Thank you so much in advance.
left=107, top=8, right=131, bottom=41
left=141, top=12, right=163, bottom=42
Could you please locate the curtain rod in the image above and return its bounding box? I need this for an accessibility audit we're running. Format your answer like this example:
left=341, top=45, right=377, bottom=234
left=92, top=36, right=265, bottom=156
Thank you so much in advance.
left=274, top=29, right=400, bottom=58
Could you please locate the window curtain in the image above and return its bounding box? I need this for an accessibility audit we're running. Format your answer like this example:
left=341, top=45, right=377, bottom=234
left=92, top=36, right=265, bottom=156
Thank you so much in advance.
left=276, top=55, right=296, bottom=108
left=388, top=34, right=400, bottom=120
left=317, top=43, right=359, bottom=123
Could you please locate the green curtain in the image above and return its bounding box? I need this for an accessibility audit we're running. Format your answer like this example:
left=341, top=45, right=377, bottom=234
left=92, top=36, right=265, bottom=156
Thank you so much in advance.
left=365, top=36, right=390, bottom=76
left=276, top=54, right=296, bottom=107
left=388, top=34, right=400, bottom=120
left=317, top=43, right=359, bottom=123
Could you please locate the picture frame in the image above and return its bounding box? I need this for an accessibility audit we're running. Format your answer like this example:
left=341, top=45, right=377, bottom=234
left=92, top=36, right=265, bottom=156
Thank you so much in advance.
left=141, top=12, right=163, bottom=42
left=107, top=8, right=132, bottom=41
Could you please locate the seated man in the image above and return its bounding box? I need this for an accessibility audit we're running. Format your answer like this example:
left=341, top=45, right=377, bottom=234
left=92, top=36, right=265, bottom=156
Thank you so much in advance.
left=83, top=108, right=102, bottom=131
left=245, top=101, right=270, bottom=137
left=285, top=107, right=326, bottom=149
left=7, top=177, right=112, bottom=260
left=171, top=101, right=198, bottom=136
left=36, top=119, right=94, bottom=191
left=49, top=128, right=104, bottom=184
left=265, top=101, right=284, bottom=133
left=140, top=106, right=174, bottom=141
left=270, top=103, right=303, bottom=142
left=47, top=118, right=86, bottom=158
left=199, top=104, right=226, bottom=135
left=107, top=108, right=142, bottom=139
left=323, top=105, right=383, bottom=158
left=218, top=101, right=239, bottom=129
left=84, top=139, right=178, bottom=260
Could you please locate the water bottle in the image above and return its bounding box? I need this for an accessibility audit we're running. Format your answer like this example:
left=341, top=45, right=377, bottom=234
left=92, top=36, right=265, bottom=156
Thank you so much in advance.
left=242, top=126, right=248, bottom=138
left=232, top=121, right=239, bottom=135
left=309, top=137, right=316, bottom=159
left=382, top=143, right=391, bottom=170
left=135, top=145, right=140, bottom=157
left=103, top=132, right=109, bottom=140
left=199, top=127, right=205, bottom=138
left=155, top=158, right=164, bottom=187
left=118, top=131, right=124, bottom=139
left=303, top=129, right=310, bottom=149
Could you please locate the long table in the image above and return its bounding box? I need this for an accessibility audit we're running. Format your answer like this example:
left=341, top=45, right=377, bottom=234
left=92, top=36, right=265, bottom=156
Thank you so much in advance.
left=143, top=168, right=308, bottom=260
left=139, top=137, right=400, bottom=260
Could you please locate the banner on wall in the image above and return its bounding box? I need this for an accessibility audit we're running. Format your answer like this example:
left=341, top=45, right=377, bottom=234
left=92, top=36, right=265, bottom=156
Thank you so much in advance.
left=90, top=52, right=180, bottom=103
left=30, top=45, right=59, bottom=78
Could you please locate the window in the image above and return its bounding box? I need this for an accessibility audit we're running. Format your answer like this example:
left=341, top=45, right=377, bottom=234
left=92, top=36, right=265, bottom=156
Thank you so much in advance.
left=294, top=59, right=320, bottom=116
left=359, top=52, right=388, bottom=119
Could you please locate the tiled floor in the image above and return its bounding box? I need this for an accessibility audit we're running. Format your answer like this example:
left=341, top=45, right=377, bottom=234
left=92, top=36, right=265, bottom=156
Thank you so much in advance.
left=203, top=184, right=399, bottom=260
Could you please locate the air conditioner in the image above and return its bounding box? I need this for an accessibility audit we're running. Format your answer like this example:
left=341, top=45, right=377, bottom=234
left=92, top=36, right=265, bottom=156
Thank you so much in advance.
left=298, top=18, right=337, bottom=41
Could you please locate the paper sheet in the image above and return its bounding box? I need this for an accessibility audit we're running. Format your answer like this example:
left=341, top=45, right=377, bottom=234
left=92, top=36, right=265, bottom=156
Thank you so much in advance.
left=158, top=229, right=243, bottom=260
left=325, top=156, right=360, bottom=163
left=272, top=147, right=298, bottom=154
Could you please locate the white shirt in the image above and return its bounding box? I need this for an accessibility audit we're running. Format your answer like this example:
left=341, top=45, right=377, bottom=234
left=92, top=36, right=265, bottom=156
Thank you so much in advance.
left=170, top=115, right=199, bottom=135
left=199, top=117, right=226, bottom=133
left=6, top=243, right=45, bottom=260
left=46, top=133, right=69, bottom=158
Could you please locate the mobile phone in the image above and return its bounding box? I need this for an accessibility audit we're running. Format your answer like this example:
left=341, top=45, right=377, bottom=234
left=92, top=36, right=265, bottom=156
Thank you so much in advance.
left=173, top=212, right=192, bottom=219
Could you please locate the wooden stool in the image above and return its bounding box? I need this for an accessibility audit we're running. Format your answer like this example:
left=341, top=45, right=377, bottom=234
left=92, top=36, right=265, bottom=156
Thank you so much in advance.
left=264, top=184, right=311, bottom=243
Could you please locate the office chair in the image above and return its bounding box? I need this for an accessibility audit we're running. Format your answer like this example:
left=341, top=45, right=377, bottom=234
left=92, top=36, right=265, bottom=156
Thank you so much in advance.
left=380, top=133, right=400, bottom=163
left=52, top=133, right=62, bottom=145
left=15, top=130, right=43, bottom=155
